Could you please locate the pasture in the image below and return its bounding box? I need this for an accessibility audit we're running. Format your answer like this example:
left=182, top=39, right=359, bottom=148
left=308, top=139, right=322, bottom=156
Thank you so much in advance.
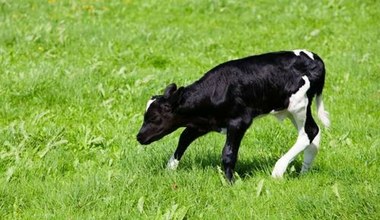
left=0, top=0, right=379, bottom=219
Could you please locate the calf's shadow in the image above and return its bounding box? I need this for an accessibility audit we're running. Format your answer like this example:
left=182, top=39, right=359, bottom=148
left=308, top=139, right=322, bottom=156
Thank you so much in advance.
left=171, top=153, right=306, bottom=179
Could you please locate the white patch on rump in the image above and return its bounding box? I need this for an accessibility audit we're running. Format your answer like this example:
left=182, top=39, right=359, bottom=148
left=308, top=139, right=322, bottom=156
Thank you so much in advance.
left=268, top=75, right=310, bottom=124
left=293, top=49, right=314, bottom=60
left=146, top=99, right=156, bottom=111
left=287, top=76, right=310, bottom=114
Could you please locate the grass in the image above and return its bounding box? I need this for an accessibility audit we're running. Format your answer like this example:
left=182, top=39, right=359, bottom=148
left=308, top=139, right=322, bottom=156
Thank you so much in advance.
left=0, top=0, right=379, bottom=219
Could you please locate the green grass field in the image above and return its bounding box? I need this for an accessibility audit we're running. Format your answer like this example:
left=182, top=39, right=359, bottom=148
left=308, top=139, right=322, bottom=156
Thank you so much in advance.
left=1, top=0, right=379, bottom=219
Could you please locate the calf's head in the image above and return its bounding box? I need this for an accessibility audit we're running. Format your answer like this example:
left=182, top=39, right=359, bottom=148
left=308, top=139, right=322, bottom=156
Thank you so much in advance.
left=136, top=83, right=184, bottom=145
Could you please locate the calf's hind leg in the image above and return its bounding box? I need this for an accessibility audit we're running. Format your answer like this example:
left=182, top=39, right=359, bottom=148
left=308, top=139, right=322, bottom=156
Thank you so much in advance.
left=272, top=104, right=320, bottom=178
left=301, top=106, right=321, bottom=173
left=271, top=76, right=313, bottom=178
left=272, top=110, right=309, bottom=178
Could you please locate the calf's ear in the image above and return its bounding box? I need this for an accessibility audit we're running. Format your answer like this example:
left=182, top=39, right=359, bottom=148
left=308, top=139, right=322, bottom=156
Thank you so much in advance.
left=162, top=87, right=184, bottom=112
left=164, top=83, right=177, bottom=98
left=169, top=87, right=184, bottom=104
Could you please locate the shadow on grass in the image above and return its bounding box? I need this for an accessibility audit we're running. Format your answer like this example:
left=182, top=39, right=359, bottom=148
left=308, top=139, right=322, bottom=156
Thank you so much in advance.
left=237, top=159, right=320, bottom=179
left=181, top=153, right=294, bottom=179
left=156, top=149, right=321, bottom=180
left=167, top=152, right=316, bottom=179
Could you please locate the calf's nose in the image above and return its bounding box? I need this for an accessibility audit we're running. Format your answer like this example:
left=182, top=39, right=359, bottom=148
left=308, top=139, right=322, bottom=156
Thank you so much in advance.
left=136, top=133, right=143, bottom=143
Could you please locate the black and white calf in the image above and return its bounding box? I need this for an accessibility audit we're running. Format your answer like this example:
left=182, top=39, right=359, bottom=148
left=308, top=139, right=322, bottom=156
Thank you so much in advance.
left=137, top=50, right=330, bottom=181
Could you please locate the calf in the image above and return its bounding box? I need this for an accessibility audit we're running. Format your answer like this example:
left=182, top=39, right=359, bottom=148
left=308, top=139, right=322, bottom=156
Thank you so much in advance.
left=136, top=50, right=330, bottom=182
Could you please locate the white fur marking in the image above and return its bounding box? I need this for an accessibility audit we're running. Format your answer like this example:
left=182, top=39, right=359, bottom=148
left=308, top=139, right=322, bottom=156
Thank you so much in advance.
left=293, top=49, right=314, bottom=60
left=287, top=76, right=310, bottom=129
left=301, top=130, right=321, bottom=173
left=167, top=155, right=179, bottom=170
left=270, top=110, right=288, bottom=121
left=220, top=128, right=227, bottom=134
left=312, top=130, right=321, bottom=146
left=300, top=76, right=311, bottom=93
left=146, top=99, right=155, bottom=111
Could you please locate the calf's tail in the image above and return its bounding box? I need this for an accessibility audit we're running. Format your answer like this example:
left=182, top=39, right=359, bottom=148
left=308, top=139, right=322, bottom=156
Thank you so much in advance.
left=315, top=94, right=330, bottom=128
left=311, top=53, right=330, bottom=128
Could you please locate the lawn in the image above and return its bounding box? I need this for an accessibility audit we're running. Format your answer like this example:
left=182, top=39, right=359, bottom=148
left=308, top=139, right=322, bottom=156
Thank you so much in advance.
left=0, top=0, right=379, bottom=219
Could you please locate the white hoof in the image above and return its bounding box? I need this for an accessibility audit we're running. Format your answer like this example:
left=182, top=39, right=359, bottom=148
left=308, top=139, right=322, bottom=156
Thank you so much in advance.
left=166, top=155, right=179, bottom=170
left=271, top=158, right=288, bottom=178
left=300, top=162, right=311, bottom=174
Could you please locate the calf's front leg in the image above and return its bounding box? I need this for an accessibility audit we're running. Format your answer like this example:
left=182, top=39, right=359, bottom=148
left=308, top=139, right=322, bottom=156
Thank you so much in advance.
left=167, top=127, right=208, bottom=170
left=222, top=118, right=250, bottom=182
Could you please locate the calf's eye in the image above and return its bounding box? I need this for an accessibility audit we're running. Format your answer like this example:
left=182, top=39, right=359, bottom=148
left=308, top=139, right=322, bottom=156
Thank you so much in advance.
left=150, top=116, right=162, bottom=124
